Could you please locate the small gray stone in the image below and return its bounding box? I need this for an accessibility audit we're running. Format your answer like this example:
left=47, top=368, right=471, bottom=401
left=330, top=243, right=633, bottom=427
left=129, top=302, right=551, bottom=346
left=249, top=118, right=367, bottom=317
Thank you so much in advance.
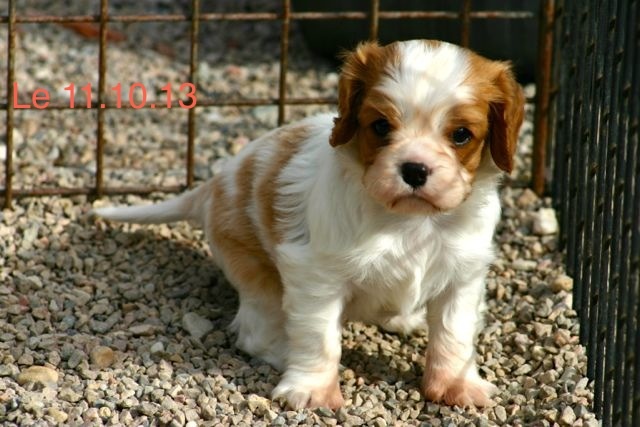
left=522, top=376, right=537, bottom=388
left=554, top=329, right=572, bottom=346
left=533, top=322, right=553, bottom=338
left=559, top=406, right=577, bottom=425
left=502, top=321, right=517, bottom=334
left=575, top=377, right=590, bottom=390
left=67, top=350, right=85, bottom=369
left=316, top=407, right=334, bottom=418
left=121, top=411, right=134, bottom=425
left=575, top=404, right=589, bottom=418
left=22, top=398, right=45, bottom=418
left=59, top=387, right=83, bottom=403
left=161, top=396, right=180, bottom=412
left=18, top=353, right=34, bottom=366
left=494, top=405, right=507, bottom=423
left=347, top=415, right=365, bottom=425
left=48, top=407, right=69, bottom=423
left=83, top=407, right=100, bottom=422
left=372, top=417, right=387, bottom=427
left=336, top=407, right=349, bottom=422
left=90, top=312, right=121, bottom=333
left=137, top=402, right=159, bottom=417
left=31, top=305, right=48, bottom=319
left=538, top=370, right=558, bottom=384
left=150, top=341, right=165, bottom=355
left=59, top=315, right=76, bottom=331
left=513, top=259, right=537, bottom=271
left=265, top=409, right=278, bottom=421
left=516, top=188, right=539, bottom=207
left=426, top=402, right=440, bottom=415
left=536, top=298, right=554, bottom=318
left=201, top=403, right=216, bottom=420
left=228, top=391, right=245, bottom=407
left=539, top=385, right=557, bottom=400
left=182, top=312, right=214, bottom=340
left=128, top=324, right=160, bottom=336
left=584, top=419, right=600, bottom=427
left=246, top=394, right=270, bottom=414
left=514, top=364, right=532, bottom=375
left=0, top=363, right=19, bottom=377
left=551, top=275, right=574, bottom=292
left=22, top=225, right=39, bottom=247
left=252, top=106, right=278, bottom=125
left=533, top=208, right=559, bottom=235
left=98, top=406, right=112, bottom=419
left=17, top=365, right=59, bottom=385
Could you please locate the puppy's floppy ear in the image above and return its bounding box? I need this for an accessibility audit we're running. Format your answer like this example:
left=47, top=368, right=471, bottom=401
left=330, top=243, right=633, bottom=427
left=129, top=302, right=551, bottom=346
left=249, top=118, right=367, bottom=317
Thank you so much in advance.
left=330, top=41, right=383, bottom=147
left=487, top=64, right=525, bottom=173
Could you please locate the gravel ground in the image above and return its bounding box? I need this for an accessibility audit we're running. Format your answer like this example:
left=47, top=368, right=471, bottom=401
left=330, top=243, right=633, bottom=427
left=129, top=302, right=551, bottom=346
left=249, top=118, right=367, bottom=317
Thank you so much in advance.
left=1, top=1, right=597, bottom=426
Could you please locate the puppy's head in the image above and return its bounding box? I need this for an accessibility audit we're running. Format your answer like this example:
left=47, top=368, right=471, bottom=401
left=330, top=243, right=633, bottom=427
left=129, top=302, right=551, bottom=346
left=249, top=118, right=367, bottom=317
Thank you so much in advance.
left=330, top=40, right=525, bottom=215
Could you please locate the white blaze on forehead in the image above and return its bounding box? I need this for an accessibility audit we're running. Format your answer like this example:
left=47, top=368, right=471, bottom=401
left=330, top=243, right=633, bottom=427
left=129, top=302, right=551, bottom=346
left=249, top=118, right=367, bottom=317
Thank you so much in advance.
left=379, top=40, right=473, bottom=123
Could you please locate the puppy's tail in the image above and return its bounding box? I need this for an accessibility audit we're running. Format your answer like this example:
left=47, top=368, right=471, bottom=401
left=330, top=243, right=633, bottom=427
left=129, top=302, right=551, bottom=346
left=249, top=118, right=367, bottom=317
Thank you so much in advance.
left=91, top=182, right=212, bottom=227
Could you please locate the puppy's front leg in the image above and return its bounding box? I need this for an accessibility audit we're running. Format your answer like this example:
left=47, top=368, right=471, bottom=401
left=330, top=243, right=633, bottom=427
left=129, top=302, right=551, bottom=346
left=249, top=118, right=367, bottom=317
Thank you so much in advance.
left=271, top=259, right=345, bottom=409
left=422, top=277, right=497, bottom=407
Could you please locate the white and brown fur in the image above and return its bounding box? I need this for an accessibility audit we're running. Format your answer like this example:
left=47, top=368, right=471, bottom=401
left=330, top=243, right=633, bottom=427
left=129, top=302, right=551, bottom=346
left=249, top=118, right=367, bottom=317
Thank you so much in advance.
left=93, top=39, right=525, bottom=409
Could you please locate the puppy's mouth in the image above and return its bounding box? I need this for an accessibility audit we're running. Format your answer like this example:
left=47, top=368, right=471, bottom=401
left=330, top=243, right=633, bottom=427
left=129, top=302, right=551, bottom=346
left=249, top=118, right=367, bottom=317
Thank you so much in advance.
left=389, top=194, right=442, bottom=215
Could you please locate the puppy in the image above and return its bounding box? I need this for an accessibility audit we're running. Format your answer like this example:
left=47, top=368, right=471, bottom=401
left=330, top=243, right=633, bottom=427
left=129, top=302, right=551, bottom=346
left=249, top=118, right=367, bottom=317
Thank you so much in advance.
left=93, top=39, right=525, bottom=409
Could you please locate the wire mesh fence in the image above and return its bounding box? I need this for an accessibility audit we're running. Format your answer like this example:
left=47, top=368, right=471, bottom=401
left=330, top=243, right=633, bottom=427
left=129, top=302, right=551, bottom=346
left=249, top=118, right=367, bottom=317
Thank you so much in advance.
left=551, top=0, right=640, bottom=425
left=1, top=0, right=551, bottom=209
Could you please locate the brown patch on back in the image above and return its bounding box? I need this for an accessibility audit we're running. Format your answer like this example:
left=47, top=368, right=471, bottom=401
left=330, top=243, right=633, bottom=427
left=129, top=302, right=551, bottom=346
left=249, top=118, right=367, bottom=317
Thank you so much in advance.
left=208, top=124, right=310, bottom=297
left=209, top=155, right=281, bottom=297
left=256, top=125, right=309, bottom=245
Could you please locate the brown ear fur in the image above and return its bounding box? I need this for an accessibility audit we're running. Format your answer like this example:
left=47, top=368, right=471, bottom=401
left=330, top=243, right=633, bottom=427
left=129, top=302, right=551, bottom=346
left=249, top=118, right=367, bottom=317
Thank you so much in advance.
left=488, top=65, right=525, bottom=173
left=329, top=42, right=385, bottom=147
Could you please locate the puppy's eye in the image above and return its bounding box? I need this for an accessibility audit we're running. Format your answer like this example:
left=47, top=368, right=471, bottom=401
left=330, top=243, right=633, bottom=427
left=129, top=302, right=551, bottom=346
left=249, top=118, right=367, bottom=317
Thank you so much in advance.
left=452, top=127, right=473, bottom=146
left=371, top=119, right=392, bottom=137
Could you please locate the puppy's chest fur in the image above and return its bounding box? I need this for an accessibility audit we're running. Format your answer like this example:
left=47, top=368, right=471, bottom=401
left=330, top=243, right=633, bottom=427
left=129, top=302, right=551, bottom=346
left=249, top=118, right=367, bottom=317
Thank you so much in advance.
left=338, top=211, right=495, bottom=324
left=341, top=227, right=448, bottom=320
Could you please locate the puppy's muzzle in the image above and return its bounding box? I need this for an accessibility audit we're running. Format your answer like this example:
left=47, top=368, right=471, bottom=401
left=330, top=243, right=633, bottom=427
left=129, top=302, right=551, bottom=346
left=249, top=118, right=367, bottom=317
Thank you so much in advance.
left=400, top=162, right=430, bottom=189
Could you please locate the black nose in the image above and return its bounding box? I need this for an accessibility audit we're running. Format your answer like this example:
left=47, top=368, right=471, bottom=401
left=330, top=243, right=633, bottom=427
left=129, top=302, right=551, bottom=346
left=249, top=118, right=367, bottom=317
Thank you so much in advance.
left=400, top=162, right=429, bottom=188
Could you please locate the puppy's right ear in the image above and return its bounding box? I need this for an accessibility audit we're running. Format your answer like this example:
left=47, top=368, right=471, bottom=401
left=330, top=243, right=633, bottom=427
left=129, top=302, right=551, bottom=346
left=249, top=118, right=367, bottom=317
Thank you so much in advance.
left=330, top=42, right=383, bottom=147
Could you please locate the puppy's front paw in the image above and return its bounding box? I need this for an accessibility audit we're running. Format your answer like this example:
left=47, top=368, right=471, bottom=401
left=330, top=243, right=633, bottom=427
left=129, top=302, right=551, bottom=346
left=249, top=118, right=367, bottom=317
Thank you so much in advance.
left=422, top=367, right=497, bottom=408
left=272, top=374, right=344, bottom=409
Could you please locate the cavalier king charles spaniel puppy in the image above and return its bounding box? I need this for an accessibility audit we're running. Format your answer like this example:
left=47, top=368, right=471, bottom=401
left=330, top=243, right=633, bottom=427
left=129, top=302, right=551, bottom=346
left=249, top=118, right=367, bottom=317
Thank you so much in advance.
left=93, top=39, right=525, bottom=409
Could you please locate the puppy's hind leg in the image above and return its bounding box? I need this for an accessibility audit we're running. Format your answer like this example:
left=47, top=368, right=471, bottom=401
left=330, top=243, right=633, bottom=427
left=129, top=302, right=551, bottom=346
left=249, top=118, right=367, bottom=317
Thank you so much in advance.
left=231, top=291, right=288, bottom=370
left=212, top=251, right=288, bottom=370
left=206, top=173, right=289, bottom=370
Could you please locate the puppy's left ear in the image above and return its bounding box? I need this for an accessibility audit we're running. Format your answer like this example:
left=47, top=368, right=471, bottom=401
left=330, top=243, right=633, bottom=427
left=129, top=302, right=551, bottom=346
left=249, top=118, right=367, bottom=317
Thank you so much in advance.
left=488, top=65, right=525, bottom=173
left=330, top=42, right=384, bottom=147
